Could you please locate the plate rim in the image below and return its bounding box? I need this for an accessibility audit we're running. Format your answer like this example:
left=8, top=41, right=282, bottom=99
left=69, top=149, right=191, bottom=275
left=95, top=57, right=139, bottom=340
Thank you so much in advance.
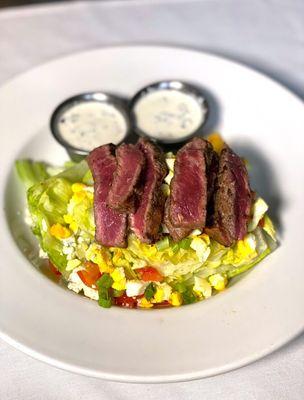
left=1, top=44, right=304, bottom=383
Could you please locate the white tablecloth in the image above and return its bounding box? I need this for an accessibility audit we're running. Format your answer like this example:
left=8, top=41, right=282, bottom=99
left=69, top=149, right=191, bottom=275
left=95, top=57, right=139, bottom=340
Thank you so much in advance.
left=0, top=1, right=303, bottom=398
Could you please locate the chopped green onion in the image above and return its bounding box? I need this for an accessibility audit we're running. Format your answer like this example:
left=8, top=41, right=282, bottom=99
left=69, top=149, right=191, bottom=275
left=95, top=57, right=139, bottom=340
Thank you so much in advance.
left=96, top=273, right=113, bottom=289
left=171, top=243, right=179, bottom=253
left=156, top=236, right=170, bottom=251
left=144, top=283, right=156, bottom=301
left=179, top=238, right=192, bottom=250
left=98, top=297, right=112, bottom=308
left=83, top=169, right=93, bottom=185
left=173, top=282, right=187, bottom=293
left=182, top=288, right=197, bottom=304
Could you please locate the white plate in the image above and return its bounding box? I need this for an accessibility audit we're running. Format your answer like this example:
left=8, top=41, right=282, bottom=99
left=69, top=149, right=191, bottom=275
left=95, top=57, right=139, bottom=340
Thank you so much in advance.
left=0, top=46, right=303, bottom=383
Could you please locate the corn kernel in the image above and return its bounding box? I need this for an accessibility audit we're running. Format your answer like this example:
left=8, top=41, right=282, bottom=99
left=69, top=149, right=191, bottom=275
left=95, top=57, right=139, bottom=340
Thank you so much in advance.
left=112, top=280, right=126, bottom=291
left=111, top=267, right=126, bottom=290
left=207, top=132, right=225, bottom=154
left=49, top=223, right=71, bottom=239
left=153, top=287, right=164, bottom=303
left=63, top=214, right=73, bottom=224
left=138, top=298, right=153, bottom=308
left=72, top=191, right=86, bottom=203
left=86, top=191, right=94, bottom=200
left=170, top=292, right=183, bottom=306
left=69, top=221, right=78, bottom=233
left=71, top=182, right=86, bottom=193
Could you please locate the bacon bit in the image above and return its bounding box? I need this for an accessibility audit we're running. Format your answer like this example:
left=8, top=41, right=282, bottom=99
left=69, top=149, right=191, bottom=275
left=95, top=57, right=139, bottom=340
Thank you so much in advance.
left=258, top=217, right=265, bottom=228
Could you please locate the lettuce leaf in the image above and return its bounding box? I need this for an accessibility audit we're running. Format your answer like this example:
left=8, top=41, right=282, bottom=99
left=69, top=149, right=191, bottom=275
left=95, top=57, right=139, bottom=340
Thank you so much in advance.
left=26, top=160, right=90, bottom=274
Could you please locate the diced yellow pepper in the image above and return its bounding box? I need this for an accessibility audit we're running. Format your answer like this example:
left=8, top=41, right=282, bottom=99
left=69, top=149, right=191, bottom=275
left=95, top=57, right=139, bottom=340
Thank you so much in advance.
left=49, top=223, right=71, bottom=239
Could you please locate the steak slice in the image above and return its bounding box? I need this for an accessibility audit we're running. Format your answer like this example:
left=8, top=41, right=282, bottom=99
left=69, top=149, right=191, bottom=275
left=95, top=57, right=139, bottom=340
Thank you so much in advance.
left=87, top=144, right=127, bottom=248
left=107, top=144, right=145, bottom=213
left=205, top=146, right=252, bottom=247
left=129, top=138, right=167, bottom=243
left=169, top=137, right=211, bottom=230
left=164, top=198, right=191, bottom=242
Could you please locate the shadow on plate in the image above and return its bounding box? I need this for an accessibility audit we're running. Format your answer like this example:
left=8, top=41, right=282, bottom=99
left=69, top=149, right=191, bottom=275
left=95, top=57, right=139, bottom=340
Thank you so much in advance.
left=230, top=139, right=284, bottom=235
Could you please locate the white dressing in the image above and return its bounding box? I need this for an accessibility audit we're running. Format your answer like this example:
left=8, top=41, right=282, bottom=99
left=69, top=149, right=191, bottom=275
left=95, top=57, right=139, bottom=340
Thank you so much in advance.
left=133, top=89, right=206, bottom=141
left=58, top=101, right=128, bottom=151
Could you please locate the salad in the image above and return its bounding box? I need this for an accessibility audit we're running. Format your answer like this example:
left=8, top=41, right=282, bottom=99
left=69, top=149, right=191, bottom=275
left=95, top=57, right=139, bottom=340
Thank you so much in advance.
left=16, top=133, right=277, bottom=309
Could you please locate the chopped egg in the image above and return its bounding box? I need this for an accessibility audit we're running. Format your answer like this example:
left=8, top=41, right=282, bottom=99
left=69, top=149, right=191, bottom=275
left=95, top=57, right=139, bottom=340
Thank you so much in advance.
left=165, top=157, right=175, bottom=171
left=66, top=258, right=82, bottom=271
left=164, top=170, right=174, bottom=185
left=209, top=273, right=227, bottom=291
left=193, top=276, right=212, bottom=298
left=248, top=197, right=268, bottom=232
left=126, top=280, right=148, bottom=297
left=68, top=268, right=99, bottom=300
left=190, top=237, right=211, bottom=262
left=153, top=282, right=172, bottom=303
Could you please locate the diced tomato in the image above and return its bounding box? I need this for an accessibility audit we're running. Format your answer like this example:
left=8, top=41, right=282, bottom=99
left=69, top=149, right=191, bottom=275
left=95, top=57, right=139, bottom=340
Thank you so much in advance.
left=258, top=217, right=265, bottom=228
left=77, top=261, right=101, bottom=287
left=137, top=266, right=163, bottom=282
left=114, top=294, right=138, bottom=308
left=48, top=260, right=61, bottom=276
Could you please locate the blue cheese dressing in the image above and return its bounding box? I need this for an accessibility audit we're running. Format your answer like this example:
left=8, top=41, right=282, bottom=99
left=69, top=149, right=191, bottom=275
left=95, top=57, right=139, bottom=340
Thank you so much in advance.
left=133, top=89, right=207, bottom=141
left=58, top=101, right=128, bottom=152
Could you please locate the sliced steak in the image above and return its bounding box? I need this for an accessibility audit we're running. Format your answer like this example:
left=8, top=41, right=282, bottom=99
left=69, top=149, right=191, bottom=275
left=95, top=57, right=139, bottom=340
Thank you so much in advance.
left=169, top=137, right=211, bottom=230
left=87, top=144, right=127, bottom=248
left=129, top=138, right=167, bottom=243
left=107, top=144, right=145, bottom=213
left=164, top=198, right=191, bottom=242
left=205, top=146, right=252, bottom=246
